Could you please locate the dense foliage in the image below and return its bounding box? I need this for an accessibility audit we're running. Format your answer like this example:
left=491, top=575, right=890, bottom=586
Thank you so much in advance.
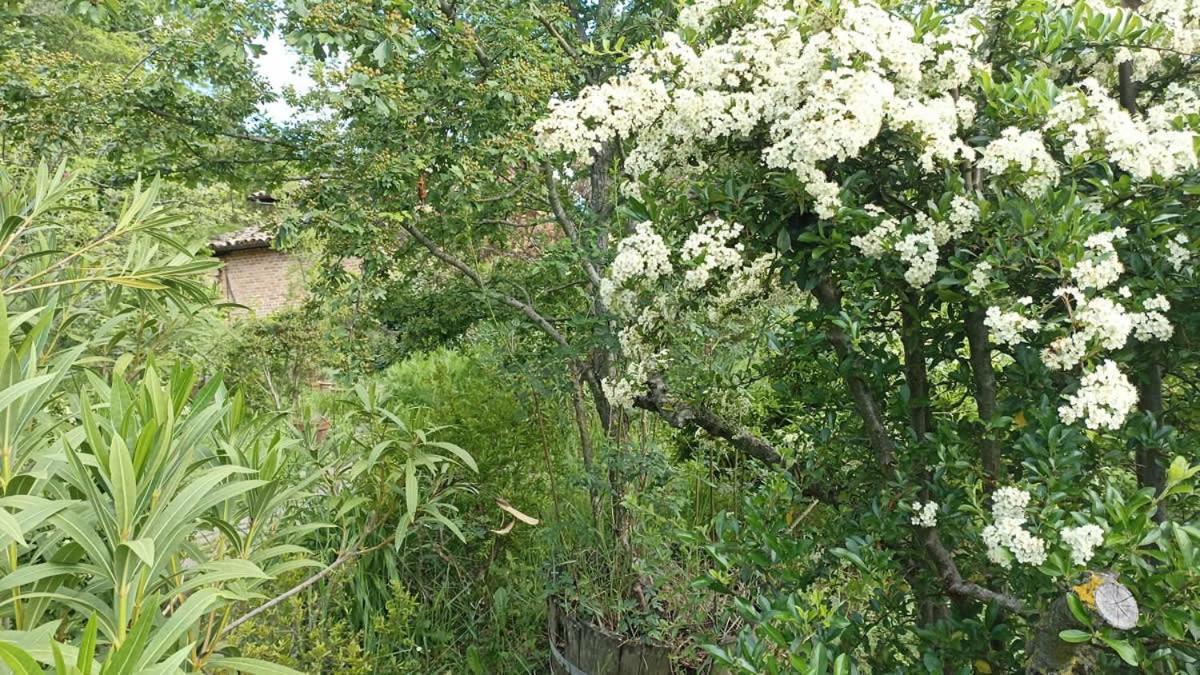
left=4, top=0, right=1200, bottom=673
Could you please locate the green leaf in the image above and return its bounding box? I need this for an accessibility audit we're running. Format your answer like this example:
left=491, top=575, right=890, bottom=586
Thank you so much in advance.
left=1099, top=636, right=1138, bottom=666
left=0, top=563, right=87, bottom=592
left=109, top=435, right=136, bottom=537
left=138, top=589, right=223, bottom=668
left=0, top=641, right=41, bottom=675
left=405, top=457, right=418, bottom=517
left=214, top=656, right=307, bottom=674
left=0, top=508, right=27, bottom=547
left=424, top=505, right=465, bottom=543
left=78, top=614, right=99, bottom=675
left=1058, top=629, right=1091, bottom=643
left=1066, top=593, right=1092, bottom=627
left=120, top=538, right=155, bottom=568
left=0, top=374, right=55, bottom=416
left=425, top=441, right=477, bottom=472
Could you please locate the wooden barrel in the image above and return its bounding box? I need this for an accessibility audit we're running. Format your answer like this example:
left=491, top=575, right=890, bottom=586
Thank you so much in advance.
left=547, top=598, right=734, bottom=675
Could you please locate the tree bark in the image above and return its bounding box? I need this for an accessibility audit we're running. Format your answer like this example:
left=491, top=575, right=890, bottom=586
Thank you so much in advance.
left=813, top=277, right=1024, bottom=617
left=1112, top=10, right=1168, bottom=522
left=965, top=309, right=1003, bottom=489
left=1026, top=572, right=1139, bottom=673
left=1136, top=365, right=1168, bottom=522
left=900, top=293, right=932, bottom=438
left=812, top=278, right=896, bottom=469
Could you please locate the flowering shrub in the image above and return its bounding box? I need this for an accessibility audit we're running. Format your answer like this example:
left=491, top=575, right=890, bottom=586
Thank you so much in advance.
left=538, top=0, right=1200, bottom=668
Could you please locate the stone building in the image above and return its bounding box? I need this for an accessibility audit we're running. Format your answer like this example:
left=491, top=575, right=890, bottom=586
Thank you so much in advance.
left=210, top=224, right=305, bottom=316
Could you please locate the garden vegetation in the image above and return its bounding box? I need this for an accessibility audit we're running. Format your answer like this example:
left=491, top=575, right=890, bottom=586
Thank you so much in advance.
left=2, top=0, right=1200, bottom=672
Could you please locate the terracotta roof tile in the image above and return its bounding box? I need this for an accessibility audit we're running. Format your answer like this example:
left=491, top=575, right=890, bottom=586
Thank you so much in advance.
left=210, top=225, right=273, bottom=253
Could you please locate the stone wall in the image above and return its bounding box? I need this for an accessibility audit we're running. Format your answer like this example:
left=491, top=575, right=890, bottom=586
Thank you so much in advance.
left=215, top=247, right=305, bottom=316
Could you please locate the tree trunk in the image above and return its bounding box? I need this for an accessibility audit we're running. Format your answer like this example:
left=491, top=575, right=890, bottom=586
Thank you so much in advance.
left=965, top=309, right=1003, bottom=489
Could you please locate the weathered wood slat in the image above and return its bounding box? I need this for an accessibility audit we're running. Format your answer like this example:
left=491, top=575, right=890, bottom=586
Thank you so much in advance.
left=548, top=598, right=686, bottom=674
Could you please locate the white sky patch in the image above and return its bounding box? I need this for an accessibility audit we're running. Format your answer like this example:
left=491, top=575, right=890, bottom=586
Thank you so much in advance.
left=255, top=31, right=314, bottom=124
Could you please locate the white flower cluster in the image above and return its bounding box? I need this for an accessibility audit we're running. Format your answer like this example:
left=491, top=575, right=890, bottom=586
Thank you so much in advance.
left=982, top=487, right=1047, bottom=568
left=910, top=501, right=939, bottom=528
left=677, top=0, right=736, bottom=33
left=1061, top=524, right=1105, bottom=566
left=604, top=221, right=674, bottom=302
left=895, top=230, right=939, bottom=287
left=984, top=302, right=1038, bottom=346
left=537, top=0, right=983, bottom=220
left=1057, top=359, right=1139, bottom=431
left=1166, top=233, right=1192, bottom=272
left=1045, top=79, right=1198, bottom=179
left=850, top=213, right=898, bottom=258
left=851, top=202, right=978, bottom=287
left=978, top=127, right=1061, bottom=196
left=600, top=218, right=775, bottom=410
left=1072, top=227, right=1127, bottom=290
left=1075, top=296, right=1133, bottom=350
left=1132, top=294, right=1174, bottom=342
left=965, top=261, right=992, bottom=296
left=935, top=195, right=980, bottom=245
left=680, top=218, right=745, bottom=290
left=1140, top=0, right=1200, bottom=61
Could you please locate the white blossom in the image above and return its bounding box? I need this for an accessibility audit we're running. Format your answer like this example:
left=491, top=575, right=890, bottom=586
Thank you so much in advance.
left=966, top=261, right=992, bottom=296
left=1166, top=233, right=1191, bottom=271
left=1061, top=524, right=1105, bottom=566
left=982, top=487, right=1046, bottom=568
left=985, top=306, right=1038, bottom=346
left=681, top=218, right=745, bottom=290
left=992, top=486, right=1031, bottom=523
left=978, top=127, right=1061, bottom=196
left=609, top=221, right=674, bottom=288
left=1042, top=333, right=1090, bottom=371
left=1045, top=78, right=1198, bottom=179
left=910, top=501, right=939, bottom=528
left=1071, top=228, right=1127, bottom=290
left=1076, top=297, right=1132, bottom=351
left=1058, top=359, right=1139, bottom=431
left=896, top=230, right=938, bottom=287
left=851, top=217, right=899, bottom=258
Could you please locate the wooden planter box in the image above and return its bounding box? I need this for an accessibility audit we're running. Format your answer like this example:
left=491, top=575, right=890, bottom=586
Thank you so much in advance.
left=548, top=599, right=728, bottom=675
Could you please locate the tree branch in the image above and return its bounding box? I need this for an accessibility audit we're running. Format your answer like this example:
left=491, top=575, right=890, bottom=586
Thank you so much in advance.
left=812, top=278, right=896, bottom=469
left=632, top=373, right=837, bottom=502
left=543, top=162, right=603, bottom=291
left=133, top=103, right=299, bottom=149
left=536, top=15, right=581, bottom=62
left=437, top=0, right=492, bottom=70
left=812, top=276, right=1021, bottom=613
left=922, top=528, right=1026, bottom=613
left=965, top=309, right=1003, bottom=489
left=633, top=374, right=783, bottom=466
left=400, top=219, right=570, bottom=348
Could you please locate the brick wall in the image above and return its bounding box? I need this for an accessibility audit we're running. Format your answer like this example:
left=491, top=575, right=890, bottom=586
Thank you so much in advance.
left=215, top=247, right=306, bottom=316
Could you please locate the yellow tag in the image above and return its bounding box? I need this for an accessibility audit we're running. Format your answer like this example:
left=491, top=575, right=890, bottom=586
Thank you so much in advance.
left=1073, top=573, right=1104, bottom=608
left=1013, top=411, right=1027, bottom=428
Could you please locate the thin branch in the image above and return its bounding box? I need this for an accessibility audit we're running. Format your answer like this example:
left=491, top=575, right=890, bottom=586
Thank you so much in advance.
left=633, top=374, right=783, bottom=467
left=812, top=278, right=896, bottom=469
left=219, top=535, right=393, bottom=638
left=400, top=219, right=570, bottom=348
left=813, top=276, right=1022, bottom=612
left=922, top=528, right=1026, bottom=614
left=536, top=15, right=581, bottom=62
left=542, top=162, right=603, bottom=291
left=437, top=0, right=492, bottom=70
left=133, top=104, right=299, bottom=149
